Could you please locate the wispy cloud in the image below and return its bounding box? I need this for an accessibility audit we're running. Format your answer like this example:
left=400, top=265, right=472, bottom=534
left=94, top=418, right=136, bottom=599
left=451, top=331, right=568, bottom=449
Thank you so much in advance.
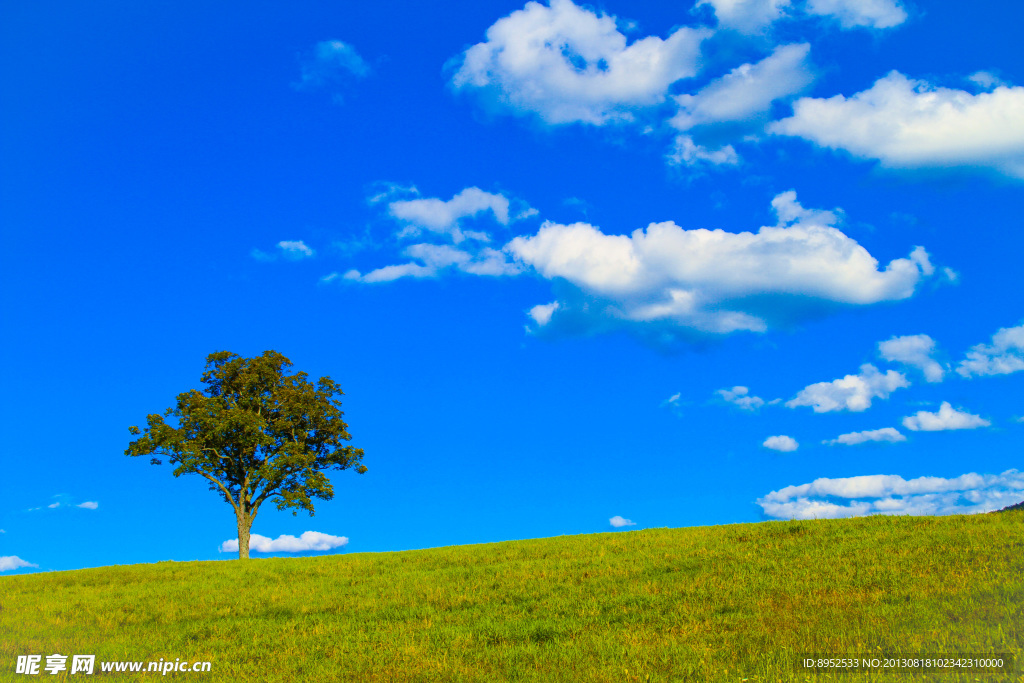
left=388, top=187, right=514, bottom=243
left=695, top=0, right=791, bottom=34
left=219, top=531, right=349, bottom=553
left=824, top=427, right=906, bottom=446
left=696, top=0, right=906, bottom=33
left=805, top=0, right=907, bottom=29
left=344, top=244, right=520, bottom=283
left=669, top=43, right=814, bottom=166
left=716, top=386, right=766, bottom=410
left=28, top=495, right=97, bottom=512
left=251, top=240, right=316, bottom=262
left=294, top=40, right=370, bottom=91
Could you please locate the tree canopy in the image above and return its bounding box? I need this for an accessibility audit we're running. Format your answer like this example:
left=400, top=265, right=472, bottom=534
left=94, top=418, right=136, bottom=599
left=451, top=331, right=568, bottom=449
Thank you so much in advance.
left=126, top=350, right=365, bottom=559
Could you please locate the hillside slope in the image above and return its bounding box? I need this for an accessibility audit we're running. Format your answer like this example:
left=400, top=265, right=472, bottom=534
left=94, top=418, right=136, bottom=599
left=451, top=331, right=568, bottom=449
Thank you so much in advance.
left=3, top=513, right=1022, bottom=682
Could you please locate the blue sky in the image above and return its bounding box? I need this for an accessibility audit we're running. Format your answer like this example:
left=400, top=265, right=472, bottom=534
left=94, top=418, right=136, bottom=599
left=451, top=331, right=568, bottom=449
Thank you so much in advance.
left=2, top=0, right=1023, bottom=573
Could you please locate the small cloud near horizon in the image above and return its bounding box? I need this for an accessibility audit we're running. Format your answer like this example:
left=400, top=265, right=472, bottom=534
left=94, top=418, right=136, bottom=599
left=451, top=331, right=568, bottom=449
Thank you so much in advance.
left=219, top=531, right=349, bottom=553
left=0, top=556, right=38, bottom=572
left=609, top=515, right=636, bottom=528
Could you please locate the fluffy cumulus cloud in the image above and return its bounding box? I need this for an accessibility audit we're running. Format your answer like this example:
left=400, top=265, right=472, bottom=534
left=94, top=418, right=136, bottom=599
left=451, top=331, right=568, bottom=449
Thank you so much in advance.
left=667, top=44, right=814, bottom=167
left=670, top=44, right=814, bottom=132
left=450, top=0, right=708, bottom=125
left=757, top=469, right=1024, bottom=519
left=219, top=531, right=349, bottom=554
left=609, top=515, right=636, bottom=527
left=824, top=427, right=906, bottom=446
left=902, top=402, right=990, bottom=432
left=696, top=0, right=791, bottom=33
left=295, top=40, right=369, bottom=90
left=878, top=334, right=946, bottom=382
left=0, top=556, right=37, bottom=571
left=805, top=0, right=907, bottom=29
left=957, top=322, right=1024, bottom=377
left=771, top=72, right=1024, bottom=178
left=716, top=386, right=766, bottom=410
left=507, top=191, right=936, bottom=343
left=388, top=187, right=512, bottom=243
left=787, top=364, right=908, bottom=413
left=763, top=435, right=799, bottom=451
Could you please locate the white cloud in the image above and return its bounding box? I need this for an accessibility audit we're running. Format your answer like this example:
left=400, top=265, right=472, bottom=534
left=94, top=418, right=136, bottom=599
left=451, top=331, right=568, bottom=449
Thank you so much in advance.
left=878, top=333, right=945, bottom=382
left=716, top=386, right=765, bottom=410
left=824, top=427, right=906, bottom=445
left=805, top=0, right=907, bottom=29
left=76, top=501, right=99, bottom=510
left=277, top=240, right=315, bottom=259
left=295, top=40, right=370, bottom=90
left=506, top=192, right=936, bottom=342
left=450, top=0, right=708, bottom=125
left=787, top=364, right=908, bottom=413
left=757, top=469, right=1024, bottom=519
left=666, top=135, right=740, bottom=167
left=763, top=435, right=799, bottom=451
left=0, top=556, right=38, bottom=571
left=609, top=515, right=636, bottom=527
left=968, top=71, right=1006, bottom=90
left=349, top=243, right=521, bottom=283
left=956, top=322, right=1024, bottom=377
left=769, top=189, right=840, bottom=226
left=670, top=44, right=814, bottom=132
left=47, top=502, right=60, bottom=509
left=902, top=402, right=990, bottom=432
left=529, top=301, right=560, bottom=326
left=771, top=72, right=1024, bottom=179
left=251, top=241, right=316, bottom=262
left=219, top=531, right=349, bottom=553
left=696, top=0, right=791, bottom=33
left=367, top=181, right=419, bottom=205
left=388, top=187, right=512, bottom=243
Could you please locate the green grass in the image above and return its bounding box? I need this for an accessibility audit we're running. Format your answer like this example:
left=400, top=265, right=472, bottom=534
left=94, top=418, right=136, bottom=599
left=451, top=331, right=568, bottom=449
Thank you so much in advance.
left=3, top=513, right=1022, bottom=682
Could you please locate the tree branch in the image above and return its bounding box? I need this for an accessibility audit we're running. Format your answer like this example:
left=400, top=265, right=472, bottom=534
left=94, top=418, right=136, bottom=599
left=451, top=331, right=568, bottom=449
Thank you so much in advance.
left=197, top=470, right=239, bottom=514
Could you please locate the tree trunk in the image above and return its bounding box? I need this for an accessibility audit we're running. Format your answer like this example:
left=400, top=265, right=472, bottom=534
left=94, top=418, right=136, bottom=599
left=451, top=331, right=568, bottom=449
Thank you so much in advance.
left=236, top=509, right=254, bottom=560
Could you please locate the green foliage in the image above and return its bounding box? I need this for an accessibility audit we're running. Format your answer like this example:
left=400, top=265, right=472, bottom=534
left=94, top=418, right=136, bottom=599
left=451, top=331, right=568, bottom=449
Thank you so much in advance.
left=125, top=350, right=365, bottom=557
left=3, top=513, right=1021, bottom=682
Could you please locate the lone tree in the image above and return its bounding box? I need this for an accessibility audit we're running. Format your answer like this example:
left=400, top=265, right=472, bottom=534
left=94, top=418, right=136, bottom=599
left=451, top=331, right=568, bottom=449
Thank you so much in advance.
left=126, top=350, right=366, bottom=559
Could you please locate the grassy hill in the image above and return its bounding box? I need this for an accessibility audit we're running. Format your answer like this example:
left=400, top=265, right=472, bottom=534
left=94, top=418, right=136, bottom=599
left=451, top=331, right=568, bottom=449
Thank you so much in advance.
left=3, top=512, right=1022, bottom=682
